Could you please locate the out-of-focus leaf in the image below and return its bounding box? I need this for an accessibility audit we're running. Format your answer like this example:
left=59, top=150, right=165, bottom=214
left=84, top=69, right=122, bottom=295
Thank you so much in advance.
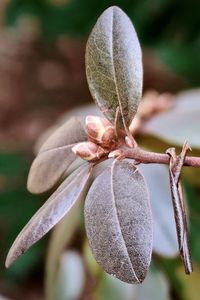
left=138, top=164, right=178, bottom=257
left=84, top=160, right=153, bottom=284
left=45, top=190, right=84, bottom=300
left=143, top=89, right=200, bottom=148
left=27, top=117, right=86, bottom=194
left=54, top=251, right=85, bottom=300
left=176, top=264, right=200, bottom=300
left=38, top=117, right=86, bottom=153
left=35, top=106, right=100, bottom=153
left=6, top=163, right=92, bottom=268
left=98, top=272, right=136, bottom=300
left=62, top=104, right=101, bottom=122
left=135, top=265, right=170, bottom=300
left=138, top=134, right=200, bottom=186
left=184, top=182, right=200, bottom=266
left=98, top=265, right=170, bottom=300
left=83, top=240, right=102, bottom=277
left=86, top=6, right=142, bottom=129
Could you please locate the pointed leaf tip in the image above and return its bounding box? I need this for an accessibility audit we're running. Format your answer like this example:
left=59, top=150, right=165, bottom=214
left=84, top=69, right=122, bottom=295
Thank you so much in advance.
left=6, top=164, right=92, bottom=268
left=27, top=117, right=87, bottom=194
left=86, top=6, right=143, bottom=129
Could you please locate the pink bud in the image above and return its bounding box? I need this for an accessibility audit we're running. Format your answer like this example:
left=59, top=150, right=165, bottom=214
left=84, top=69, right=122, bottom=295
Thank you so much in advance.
left=72, top=141, right=106, bottom=162
left=86, top=116, right=116, bottom=148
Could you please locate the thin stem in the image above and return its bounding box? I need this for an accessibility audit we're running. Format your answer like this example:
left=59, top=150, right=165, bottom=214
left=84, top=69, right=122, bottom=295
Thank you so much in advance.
left=119, top=147, right=200, bottom=168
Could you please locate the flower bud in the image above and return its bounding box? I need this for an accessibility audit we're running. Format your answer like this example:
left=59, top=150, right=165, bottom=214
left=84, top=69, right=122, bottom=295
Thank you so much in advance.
left=72, top=141, right=106, bottom=162
left=86, top=116, right=116, bottom=148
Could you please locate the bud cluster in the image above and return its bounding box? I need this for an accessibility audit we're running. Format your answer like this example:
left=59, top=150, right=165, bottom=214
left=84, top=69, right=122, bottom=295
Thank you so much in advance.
left=72, top=116, right=117, bottom=162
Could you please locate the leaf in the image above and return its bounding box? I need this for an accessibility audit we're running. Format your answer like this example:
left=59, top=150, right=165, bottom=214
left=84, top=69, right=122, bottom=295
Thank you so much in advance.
left=143, top=89, right=200, bottom=148
left=86, top=6, right=143, bottom=129
left=61, top=104, right=101, bottom=121
left=6, top=163, right=92, bottom=268
left=98, top=272, right=137, bottom=300
left=45, top=191, right=84, bottom=300
left=54, top=251, right=85, bottom=300
left=97, top=263, right=170, bottom=300
left=27, top=117, right=87, bottom=194
left=166, top=145, right=192, bottom=274
left=84, top=160, right=153, bottom=284
left=138, top=163, right=178, bottom=257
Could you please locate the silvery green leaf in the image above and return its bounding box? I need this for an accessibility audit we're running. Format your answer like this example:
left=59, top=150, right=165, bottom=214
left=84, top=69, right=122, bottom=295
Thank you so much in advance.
left=135, top=266, right=170, bottom=300
left=84, top=160, right=153, bottom=284
left=138, top=164, right=178, bottom=257
left=98, top=272, right=136, bottom=300
left=6, top=163, right=92, bottom=268
left=86, top=6, right=143, bottom=129
left=27, top=117, right=86, bottom=194
left=143, top=89, right=200, bottom=148
left=55, top=251, right=85, bottom=300
left=35, top=104, right=101, bottom=153
left=98, top=266, right=170, bottom=300
left=38, top=117, right=86, bottom=153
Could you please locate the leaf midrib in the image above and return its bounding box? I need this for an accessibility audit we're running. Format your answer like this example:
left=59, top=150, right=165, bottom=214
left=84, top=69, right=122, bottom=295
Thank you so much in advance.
left=110, top=160, right=140, bottom=283
left=6, top=165, right=91, bottom=267
left=110, top=8, right=127, bottom=131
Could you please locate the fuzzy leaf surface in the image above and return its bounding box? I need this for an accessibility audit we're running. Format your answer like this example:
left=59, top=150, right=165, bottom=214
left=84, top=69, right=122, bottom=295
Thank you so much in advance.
left=84, top=160, right=153, bottom=284
left=27, top=117, right=87, bottom=194
left=6, top=164, right=92, bottom=268
left=86, top=6, right=143, bottom=129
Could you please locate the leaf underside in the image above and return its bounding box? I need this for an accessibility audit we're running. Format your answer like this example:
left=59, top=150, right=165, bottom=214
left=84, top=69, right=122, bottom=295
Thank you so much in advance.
left=6, top=163, right=92, bottom=268
left=84, top=159, right=153, bottom=284
left=27, top=117, right=87, bottom=194
left=86, top=6, right=143, bottom=129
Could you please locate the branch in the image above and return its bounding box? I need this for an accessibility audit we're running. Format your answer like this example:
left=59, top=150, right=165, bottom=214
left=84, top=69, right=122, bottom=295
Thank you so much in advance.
left=112, top=147, right=200, bottom=168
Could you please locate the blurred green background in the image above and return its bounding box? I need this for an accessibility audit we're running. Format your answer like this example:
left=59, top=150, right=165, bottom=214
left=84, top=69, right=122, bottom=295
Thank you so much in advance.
left=0, top=0, right=200, bottom=299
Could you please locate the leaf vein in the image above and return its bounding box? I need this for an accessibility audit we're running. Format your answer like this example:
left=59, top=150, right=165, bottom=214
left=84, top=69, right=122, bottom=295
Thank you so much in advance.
left=111, top=160, right=140, bottom=283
